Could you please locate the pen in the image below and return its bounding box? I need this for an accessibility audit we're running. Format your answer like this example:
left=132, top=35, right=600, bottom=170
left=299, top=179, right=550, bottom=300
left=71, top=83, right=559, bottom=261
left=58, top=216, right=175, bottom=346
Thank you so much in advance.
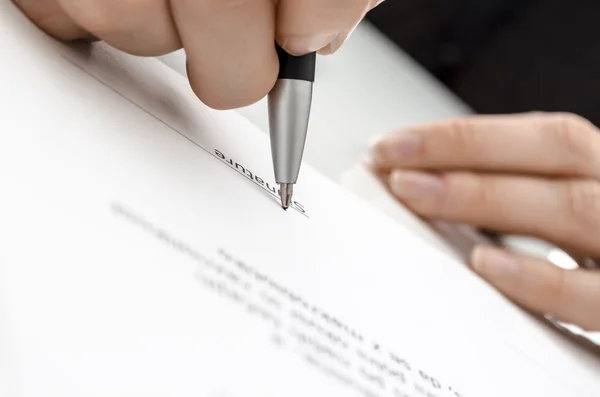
left=268, top=43, right=316, bottom=210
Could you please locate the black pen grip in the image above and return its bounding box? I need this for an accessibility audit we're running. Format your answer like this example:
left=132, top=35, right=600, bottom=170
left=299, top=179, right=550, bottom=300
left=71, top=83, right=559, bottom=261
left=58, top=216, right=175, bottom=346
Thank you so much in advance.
left=275, top=43, right=316, bottom=82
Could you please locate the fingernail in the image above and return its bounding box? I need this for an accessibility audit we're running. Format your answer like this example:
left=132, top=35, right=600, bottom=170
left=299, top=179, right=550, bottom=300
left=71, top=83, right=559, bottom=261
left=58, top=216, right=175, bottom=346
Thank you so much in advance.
left=361, top=134, right=385, bottom=170
left=318, top=30, right=352, bottom=55
left=372, top=130, right=421, bottom=164
left=471, top=246, right=519, bottom=277
left=367, top=133, right=385, bottom=149
left=282, top=33, right=338, bottom=55
left=361, top=153, right=376, bottom=170
left=389, top=170, right=444, bottom=198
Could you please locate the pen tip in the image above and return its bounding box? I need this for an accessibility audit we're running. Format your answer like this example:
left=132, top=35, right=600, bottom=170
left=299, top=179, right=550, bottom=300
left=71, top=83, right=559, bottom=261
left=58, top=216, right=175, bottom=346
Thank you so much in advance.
left=279, top=183, right=293, bottom=211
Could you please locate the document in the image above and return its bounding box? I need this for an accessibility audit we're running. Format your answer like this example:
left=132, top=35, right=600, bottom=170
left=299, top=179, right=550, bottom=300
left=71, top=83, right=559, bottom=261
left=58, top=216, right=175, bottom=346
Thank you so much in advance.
left=0, top=3, right=598, bottom=397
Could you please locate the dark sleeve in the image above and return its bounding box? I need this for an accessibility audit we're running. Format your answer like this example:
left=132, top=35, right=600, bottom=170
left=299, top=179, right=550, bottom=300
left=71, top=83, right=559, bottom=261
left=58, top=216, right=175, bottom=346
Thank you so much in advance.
left=366, top=0, right=600, bottom=127
left=366, top=0, right=526, bottom=82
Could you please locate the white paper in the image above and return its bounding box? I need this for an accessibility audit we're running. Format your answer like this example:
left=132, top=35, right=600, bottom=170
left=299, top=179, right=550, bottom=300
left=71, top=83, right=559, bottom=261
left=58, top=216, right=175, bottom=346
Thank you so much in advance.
left=0, top=3, right=599, bottom=397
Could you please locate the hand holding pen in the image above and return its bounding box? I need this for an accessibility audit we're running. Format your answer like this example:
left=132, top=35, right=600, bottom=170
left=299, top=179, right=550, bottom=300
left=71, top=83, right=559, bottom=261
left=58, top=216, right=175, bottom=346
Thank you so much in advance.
left=15, top=0, right=382, bottom=110
left=16, top=0, right=384, bottom=207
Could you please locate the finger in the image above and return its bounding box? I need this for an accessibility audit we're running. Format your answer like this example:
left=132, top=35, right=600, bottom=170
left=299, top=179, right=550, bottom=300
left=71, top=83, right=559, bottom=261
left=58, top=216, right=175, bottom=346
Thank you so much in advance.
left=277, top=0, right=380, bottom=55
left=372, top=112, right=600, bottom=179
left=57, top=0, right=181, bottom=56
left=470, top=245, right=600, bottom=331
left=171, top=0, right=278, bottom=110
left=13, top=0, right=88, bottom=40
left=387, top=170, right=600, bottom=256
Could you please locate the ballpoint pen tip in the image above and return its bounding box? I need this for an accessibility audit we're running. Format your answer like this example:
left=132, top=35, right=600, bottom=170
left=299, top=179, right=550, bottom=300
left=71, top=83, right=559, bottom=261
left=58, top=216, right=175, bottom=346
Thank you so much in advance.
left=279, top=183, right=293, bottom=211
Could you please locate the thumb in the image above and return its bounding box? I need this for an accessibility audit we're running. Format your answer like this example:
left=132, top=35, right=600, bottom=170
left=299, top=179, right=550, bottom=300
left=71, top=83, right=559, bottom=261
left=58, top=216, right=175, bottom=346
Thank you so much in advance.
left=276, top=0, right=379, bottom=55
left=470, top=245, right=600, bottom=331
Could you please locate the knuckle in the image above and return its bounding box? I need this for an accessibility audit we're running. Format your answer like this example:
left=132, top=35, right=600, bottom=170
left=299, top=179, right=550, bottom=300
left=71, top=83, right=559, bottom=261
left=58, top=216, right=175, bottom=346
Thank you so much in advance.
left=550, top=112, right=600, bottom=166
left=469, top=174, right=497, bottom=209
left=436, top=172, right=494, bottom=220
left=564, top=179, right=600, bottom=226
left=438, top=119, right=479, bottom=155
left=545, top=268, right=568, bottom=302
left=555, top=111, right=593, bottom=129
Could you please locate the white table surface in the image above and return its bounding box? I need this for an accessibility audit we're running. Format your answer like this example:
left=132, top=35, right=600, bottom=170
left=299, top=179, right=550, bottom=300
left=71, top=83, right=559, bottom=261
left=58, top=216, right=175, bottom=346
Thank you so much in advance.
left=158, top=21, right=472, bottom=183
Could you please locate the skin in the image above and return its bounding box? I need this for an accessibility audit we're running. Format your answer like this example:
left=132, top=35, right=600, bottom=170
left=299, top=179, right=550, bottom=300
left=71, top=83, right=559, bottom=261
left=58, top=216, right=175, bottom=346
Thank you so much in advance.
left=13, top=0, right=382, bottom=110
left=371, top=112, right=600, bottom=331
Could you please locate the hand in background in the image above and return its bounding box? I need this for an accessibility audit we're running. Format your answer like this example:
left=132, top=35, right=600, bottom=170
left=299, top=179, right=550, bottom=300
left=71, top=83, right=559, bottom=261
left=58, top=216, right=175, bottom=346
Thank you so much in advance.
left=372, top=112, right=600, bottom=331
left=14, top=0, right=381, bottom=109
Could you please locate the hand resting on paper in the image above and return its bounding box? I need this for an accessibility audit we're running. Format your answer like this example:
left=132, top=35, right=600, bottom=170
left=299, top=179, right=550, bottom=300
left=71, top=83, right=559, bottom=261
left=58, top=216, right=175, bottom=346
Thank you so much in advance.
left=14, top=0, right=380, bottom=110
left=371, top=112, right=600, bottom=331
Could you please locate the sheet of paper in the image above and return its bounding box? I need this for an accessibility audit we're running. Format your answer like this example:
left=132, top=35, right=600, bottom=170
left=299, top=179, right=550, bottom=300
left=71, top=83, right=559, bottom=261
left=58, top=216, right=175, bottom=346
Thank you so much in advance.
left=0, top=3, right=598, bottom=397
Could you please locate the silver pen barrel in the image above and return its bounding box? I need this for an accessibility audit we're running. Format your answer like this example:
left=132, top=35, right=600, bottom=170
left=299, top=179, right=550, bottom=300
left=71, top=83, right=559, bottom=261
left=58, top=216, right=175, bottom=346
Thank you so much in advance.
left=267, top=44, right=316, bottom=209
left=268, top=79, right=313, bottom=208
